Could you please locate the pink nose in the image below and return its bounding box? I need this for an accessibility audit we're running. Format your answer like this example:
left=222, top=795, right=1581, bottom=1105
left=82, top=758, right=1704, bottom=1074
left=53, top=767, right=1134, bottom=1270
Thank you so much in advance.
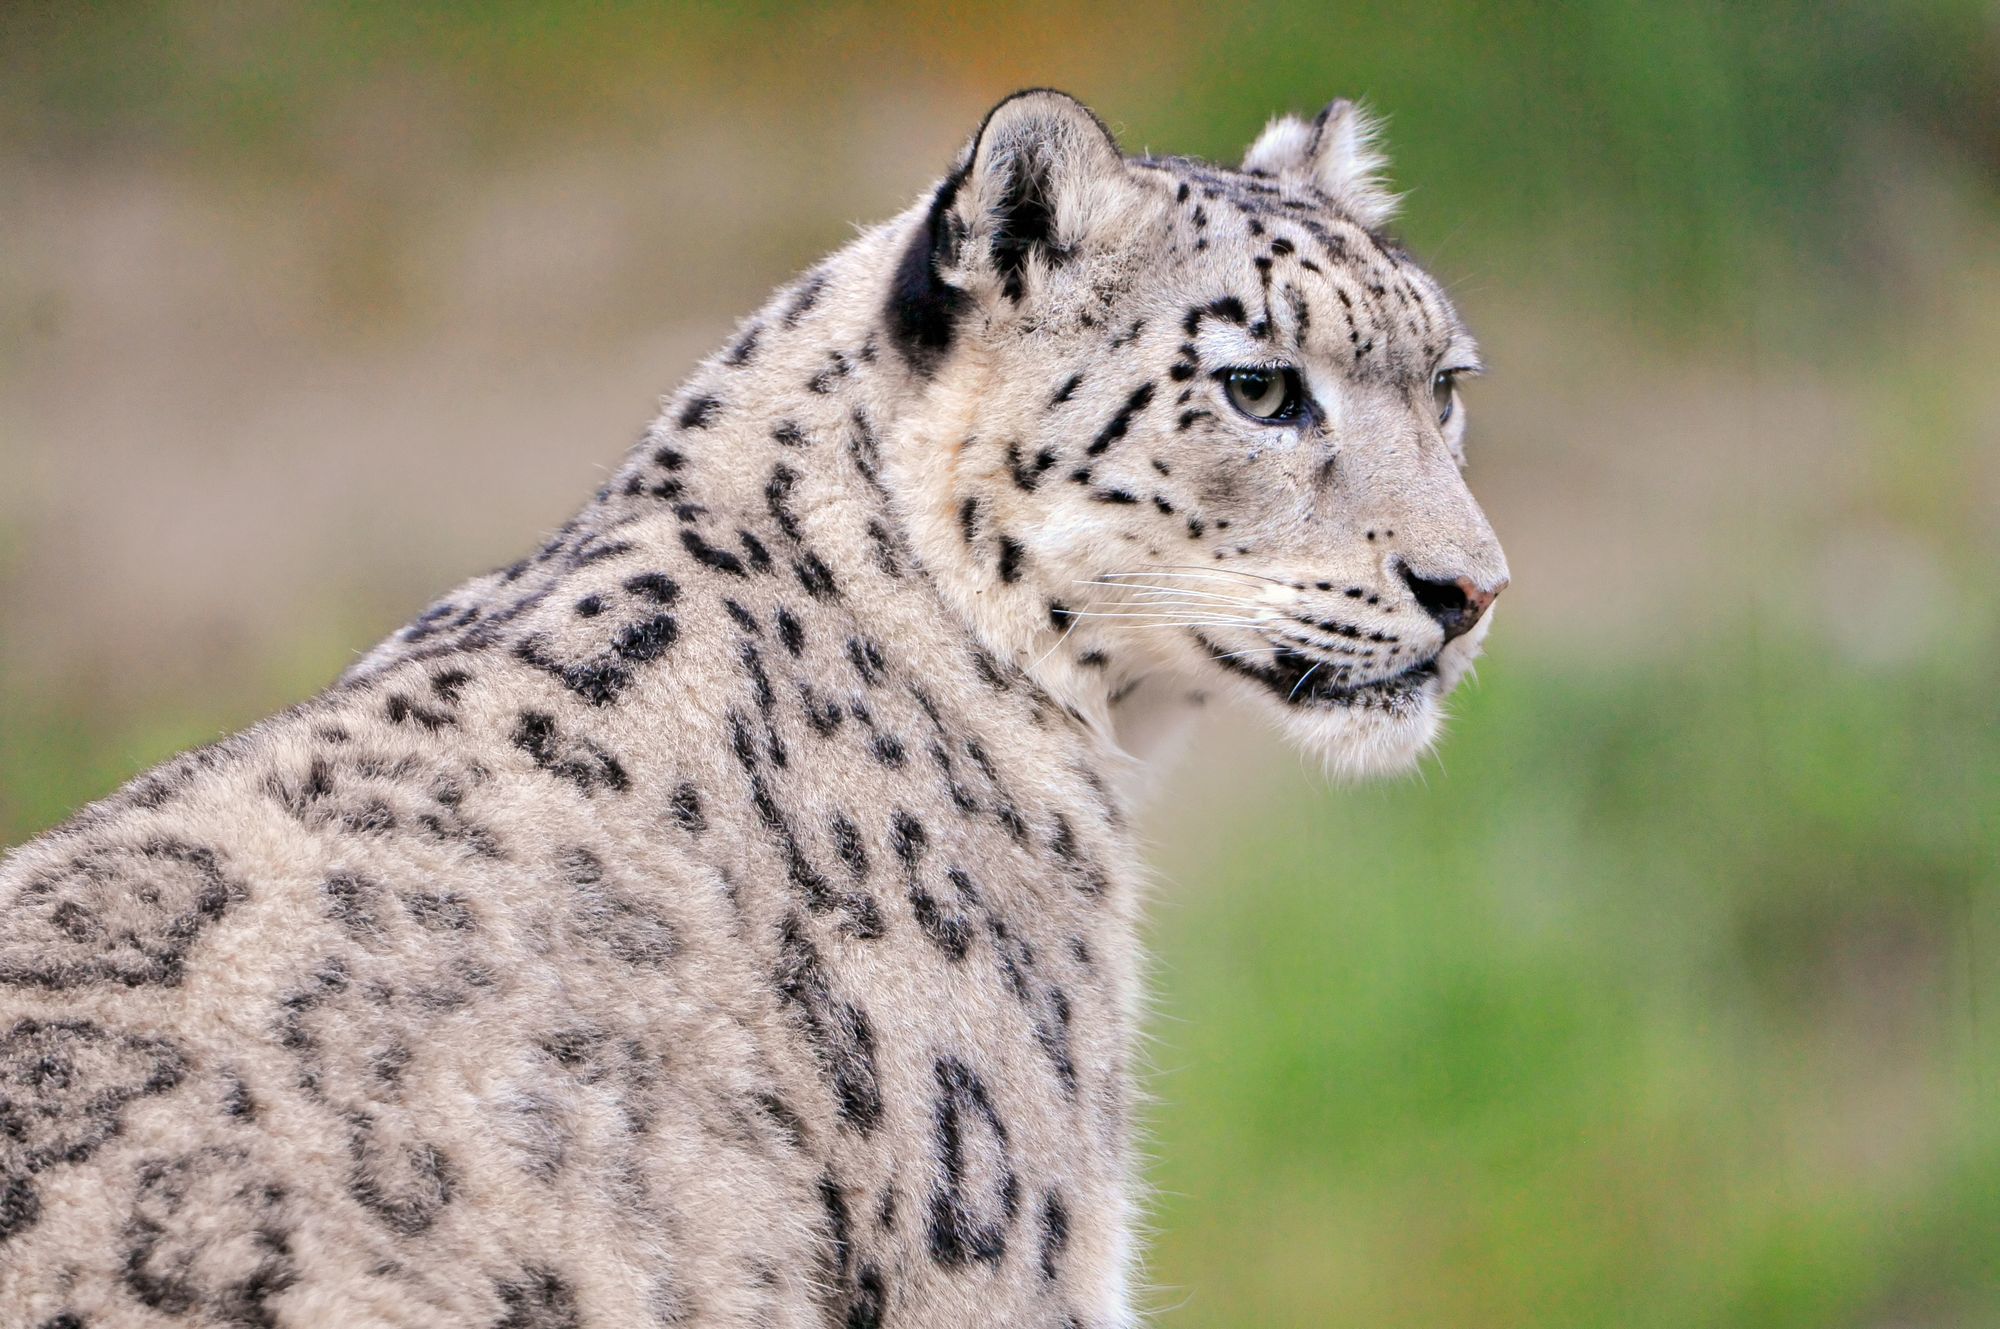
left=1399, top=566, right=1506, bottom=644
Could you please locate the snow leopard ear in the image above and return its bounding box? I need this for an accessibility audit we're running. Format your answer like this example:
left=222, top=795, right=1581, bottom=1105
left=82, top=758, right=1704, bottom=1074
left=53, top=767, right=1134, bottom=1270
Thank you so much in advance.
left=889, top=89, right=1129, bottom=370
left=954, top=89, right=1129, bottom=299
left=1241, top=98, right=1398, bottom=228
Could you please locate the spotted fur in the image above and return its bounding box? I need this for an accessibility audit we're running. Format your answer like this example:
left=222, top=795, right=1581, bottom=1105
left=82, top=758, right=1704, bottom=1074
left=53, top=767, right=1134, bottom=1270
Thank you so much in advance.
left=0, top=91, right=1504, bottom=1327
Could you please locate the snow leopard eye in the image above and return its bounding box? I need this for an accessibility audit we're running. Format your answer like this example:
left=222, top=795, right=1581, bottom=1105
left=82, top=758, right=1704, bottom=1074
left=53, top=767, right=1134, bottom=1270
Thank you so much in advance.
left=1431, top=369, right=1458, bottom=425
left=1223, top=367, right=1303, bottom=422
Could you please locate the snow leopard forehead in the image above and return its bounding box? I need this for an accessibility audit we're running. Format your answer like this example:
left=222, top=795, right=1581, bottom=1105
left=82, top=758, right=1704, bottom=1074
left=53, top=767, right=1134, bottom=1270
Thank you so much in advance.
left=1128, top=150, right=1475, bottom=389
left=891, top=90, right=1475, bottom=394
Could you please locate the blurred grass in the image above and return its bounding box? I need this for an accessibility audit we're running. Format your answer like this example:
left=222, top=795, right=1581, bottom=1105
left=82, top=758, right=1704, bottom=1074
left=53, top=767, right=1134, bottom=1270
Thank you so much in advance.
left=1146, top=640, right=1999, bottom=1326
left=0, top=702, right=230, bottom=842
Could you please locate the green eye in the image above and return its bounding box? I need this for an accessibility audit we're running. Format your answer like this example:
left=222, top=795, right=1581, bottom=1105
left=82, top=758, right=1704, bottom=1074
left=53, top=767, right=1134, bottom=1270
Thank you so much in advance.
left=1224, top=367, right=1302, bottom=422
left=1431, top=369, right=1458, bottom=425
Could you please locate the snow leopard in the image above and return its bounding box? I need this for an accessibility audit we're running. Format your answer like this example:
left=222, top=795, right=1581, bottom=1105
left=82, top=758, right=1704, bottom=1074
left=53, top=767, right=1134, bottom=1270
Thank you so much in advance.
left=0, top=90, right=1507, bottom=1327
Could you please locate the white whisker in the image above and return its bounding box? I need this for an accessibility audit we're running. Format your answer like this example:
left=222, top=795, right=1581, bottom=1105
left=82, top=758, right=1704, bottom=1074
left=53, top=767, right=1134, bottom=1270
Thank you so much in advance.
left=1083, top=577, right=1269, bottom=613
left=1083, top=574, right=1258, bottom=596
left=1027, top=608, right=1082, bottom=671
left=1141, top=562, right=1298, bottom=589
left=1072, top=610, right=1257, bottom=625
left=1097, top=570, right=1273, bottom=590
left=1115, top=580, right=1266, bottom=600
left=1125, top=591, right=1264, bottom=611
left=1084, top=584, right=1253, bottom=607
left=1062, top=612, right=1253, bottom=629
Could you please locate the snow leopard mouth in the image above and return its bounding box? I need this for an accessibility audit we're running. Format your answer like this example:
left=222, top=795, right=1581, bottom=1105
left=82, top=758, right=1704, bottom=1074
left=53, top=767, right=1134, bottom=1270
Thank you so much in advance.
left=1193, top=633, right=1439, bottom=711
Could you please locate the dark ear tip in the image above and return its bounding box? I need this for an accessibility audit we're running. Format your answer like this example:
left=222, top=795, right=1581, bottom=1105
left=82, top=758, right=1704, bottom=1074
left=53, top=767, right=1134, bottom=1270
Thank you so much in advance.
left=975, top=88, right=1120, bottom=156
left=984, top=87, right=1093, bottom=120
left=1310, top=97, right=1358, bottom=141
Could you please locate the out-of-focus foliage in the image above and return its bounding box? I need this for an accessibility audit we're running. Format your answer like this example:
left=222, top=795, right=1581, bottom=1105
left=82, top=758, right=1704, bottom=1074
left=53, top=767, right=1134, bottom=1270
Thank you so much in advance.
left=4, top=1, right=1993, bottom=318
left=1149, top=645, right=1999, bottom=1326
left=2, top=3, right=1996, bottom=1325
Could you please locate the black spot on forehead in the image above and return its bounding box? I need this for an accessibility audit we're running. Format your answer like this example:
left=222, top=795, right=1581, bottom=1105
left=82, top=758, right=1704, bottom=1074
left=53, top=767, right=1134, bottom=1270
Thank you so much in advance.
left=1141, top=154, right=1451, bottom=300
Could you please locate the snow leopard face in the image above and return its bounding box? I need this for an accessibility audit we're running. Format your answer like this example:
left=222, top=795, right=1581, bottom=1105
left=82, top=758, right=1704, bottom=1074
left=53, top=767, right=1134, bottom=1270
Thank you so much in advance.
left=889, top=90, right=1509, bottom=775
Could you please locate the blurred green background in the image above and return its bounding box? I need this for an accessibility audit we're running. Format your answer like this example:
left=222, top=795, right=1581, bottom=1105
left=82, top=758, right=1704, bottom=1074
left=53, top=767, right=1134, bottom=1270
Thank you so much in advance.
left=2, top=3, right=1996, bottom=1324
